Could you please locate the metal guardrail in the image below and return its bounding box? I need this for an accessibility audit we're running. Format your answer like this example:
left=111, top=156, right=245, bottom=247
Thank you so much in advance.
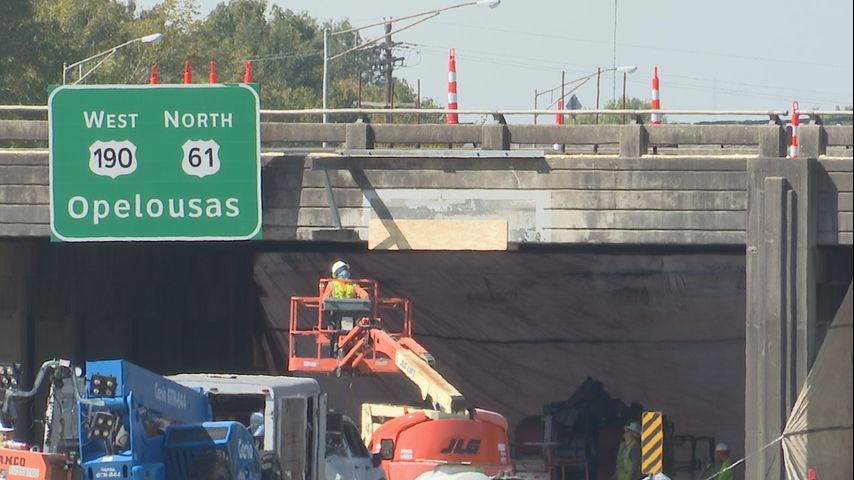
left=4, top=104, right=851, bottom=126
left=0, top=105, right=48, bottom=112
left=0, top=104, right=793, bottom=117
left=257, top=107, right=791, bottom=116
left=3, top=105, right=852, bottom=117
left=2, top=106, right=851, bottom=157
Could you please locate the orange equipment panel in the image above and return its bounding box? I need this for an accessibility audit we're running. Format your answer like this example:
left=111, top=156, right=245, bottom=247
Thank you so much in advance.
left=0, top=448, right=70, bottom=480
left=369, top=409, right=512, bottom=480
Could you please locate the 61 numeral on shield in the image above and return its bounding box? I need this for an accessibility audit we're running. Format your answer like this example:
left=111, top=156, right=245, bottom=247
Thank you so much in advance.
left=182, top=139, right=221, bottom=178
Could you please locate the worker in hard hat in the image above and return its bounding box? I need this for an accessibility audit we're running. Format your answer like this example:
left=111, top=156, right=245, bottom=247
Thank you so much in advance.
left=322, top=260, right=369, bottom=299
left=642, top=474, right=671, bottom=480
left=321, top=260, right=370, bottom=356
left=611, top=421, right=641, bottom=480
left=1, top=416, right=26, bottom=450
left=0, top=417, right=13, bottom=443
left=711, top=442, right=733, bottom=480
left=249, top=411, right=265, bottom=450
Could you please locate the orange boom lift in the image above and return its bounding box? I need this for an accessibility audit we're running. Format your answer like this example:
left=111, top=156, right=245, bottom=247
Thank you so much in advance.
left=288, top=279, right=512, bottom=479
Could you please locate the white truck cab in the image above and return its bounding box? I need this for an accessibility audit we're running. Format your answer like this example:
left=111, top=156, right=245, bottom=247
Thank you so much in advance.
left=169, top=373, right=383, bottom=480
left=325, top=413, right=385, bottom=480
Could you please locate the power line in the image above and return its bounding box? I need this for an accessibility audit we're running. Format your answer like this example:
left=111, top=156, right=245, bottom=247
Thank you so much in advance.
left=433, top=21, right=851, bottom=70
left=409, top=44, right=851, bottom=105
left=247, top=51, right=322, bottom=62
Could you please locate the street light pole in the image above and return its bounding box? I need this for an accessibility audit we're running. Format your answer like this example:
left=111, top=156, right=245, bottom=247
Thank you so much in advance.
left=62, top=33, right=163, bottom=85
left=595, top=67, right=602, bottom=124
left=384, top=21, right=393, bottom=123
left=322, top=28, right=329, bottom=126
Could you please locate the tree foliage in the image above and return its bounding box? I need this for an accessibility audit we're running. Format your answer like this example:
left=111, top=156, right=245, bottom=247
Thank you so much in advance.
left=570, top=97, right=663, bottom=125
left=0, top=0, right=432, bottom=114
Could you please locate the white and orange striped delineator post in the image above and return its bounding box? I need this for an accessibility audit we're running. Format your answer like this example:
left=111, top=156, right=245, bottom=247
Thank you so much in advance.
left=554, top=96, right=565, bottom=152
left=789, top=100, right=800, bottom=158
left=650, top=66, right=661, bottom=125
left=447, top=48, right=458, bottom=124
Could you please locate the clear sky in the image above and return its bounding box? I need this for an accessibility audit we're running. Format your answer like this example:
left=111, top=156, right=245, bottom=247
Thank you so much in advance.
left=137, top=0, right=853, bottom=122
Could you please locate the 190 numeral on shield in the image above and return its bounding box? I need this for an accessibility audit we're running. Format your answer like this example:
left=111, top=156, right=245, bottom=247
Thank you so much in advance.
left=94, top=146, right=133, bottom=168
left=89, top=140, right=137, bottom=179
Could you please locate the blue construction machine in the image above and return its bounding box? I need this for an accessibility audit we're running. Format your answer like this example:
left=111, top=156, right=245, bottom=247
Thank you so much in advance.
left=78, top=359, right=262, bottom=480
left=2, top=358, right=263, bottom=480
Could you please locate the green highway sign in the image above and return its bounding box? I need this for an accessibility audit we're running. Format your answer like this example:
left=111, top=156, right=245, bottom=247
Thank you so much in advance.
left=49, top=84, right=261, bottom=241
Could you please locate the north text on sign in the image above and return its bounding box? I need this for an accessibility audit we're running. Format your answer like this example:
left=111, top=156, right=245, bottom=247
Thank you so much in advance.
left=164, top=111, right=233, bottom=128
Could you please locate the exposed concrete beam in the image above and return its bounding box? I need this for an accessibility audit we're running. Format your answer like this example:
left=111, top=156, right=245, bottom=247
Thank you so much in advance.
left=0, top=120, right=47, bottom=140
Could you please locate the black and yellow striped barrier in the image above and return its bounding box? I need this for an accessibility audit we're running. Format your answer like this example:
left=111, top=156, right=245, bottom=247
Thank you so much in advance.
left=641, top=411, right=664, bottom=475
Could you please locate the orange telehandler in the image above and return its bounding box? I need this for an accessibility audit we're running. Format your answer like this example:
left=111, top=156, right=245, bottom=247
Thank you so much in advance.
left=288, top=278, right=513, bottom=480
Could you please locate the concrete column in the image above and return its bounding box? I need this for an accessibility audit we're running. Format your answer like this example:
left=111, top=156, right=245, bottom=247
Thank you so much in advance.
left=619, top=125, right=648, bottom=158
left=482, top=124, right=510, bottom=150
left=745, top=158, right=817, bottom=480
left=759, top=125, right=787, bottom=158
left=798, top=125, right=827, bottom=159
left=345, top=122, right=374, bottom=150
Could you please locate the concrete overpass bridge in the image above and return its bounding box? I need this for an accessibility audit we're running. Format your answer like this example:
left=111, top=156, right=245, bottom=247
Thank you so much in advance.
left=1, top=110, right=852, bottom=479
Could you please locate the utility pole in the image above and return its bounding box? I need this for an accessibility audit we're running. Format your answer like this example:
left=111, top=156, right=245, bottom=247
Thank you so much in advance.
left=323, top=28, right=329, bottom=125
left=612, top=0, right=618, bottom=102
left=595, top=67, right=601, bottom=125
left=621, top=71, right=628, bottom=124
left=560, top=70, right=565, bottom=124
left=560, top=71, right=566, bottom=105
left=384, top=21, right=393, bottom=123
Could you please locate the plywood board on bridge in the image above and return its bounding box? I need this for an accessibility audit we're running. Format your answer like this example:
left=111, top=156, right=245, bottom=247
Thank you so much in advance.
left=368, top=218, right=507, bottom=250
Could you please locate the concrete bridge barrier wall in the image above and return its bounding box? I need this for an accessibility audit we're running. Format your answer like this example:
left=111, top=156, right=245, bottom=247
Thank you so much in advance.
left=2, top=121, right=850, bottom=247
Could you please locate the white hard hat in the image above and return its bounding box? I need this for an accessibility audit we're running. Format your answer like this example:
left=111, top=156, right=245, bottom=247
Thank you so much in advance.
left=331, top=260, right=349, bottom=276
left=0, top=417, right=14, bottom=432
left=643, top=474, right=672, bottom=480
left=249, top=411, right=265, bottom=438
left=624, top=421, right=641, bottom=434
left=715, top=442, right=729, bottom=452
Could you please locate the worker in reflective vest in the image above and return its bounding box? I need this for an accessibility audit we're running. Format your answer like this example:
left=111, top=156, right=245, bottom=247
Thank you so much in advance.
left=322, top=260, right=369, bottom=299
left=612, top=421, right=641, bottom=480
left=711, top=442, right=733, bottom=480
left=1, top=416, right=27, bottom=450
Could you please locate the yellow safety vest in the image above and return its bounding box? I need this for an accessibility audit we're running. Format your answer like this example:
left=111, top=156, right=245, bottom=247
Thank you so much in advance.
left=712, top=458, right=733, bottom=480
left=615, top=439, right=640, bottom=480
left=331, top=280, right=356, bottom=298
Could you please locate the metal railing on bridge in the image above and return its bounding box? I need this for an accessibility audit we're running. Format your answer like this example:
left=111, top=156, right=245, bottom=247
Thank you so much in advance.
left=1, top=105, right=852, bottom=157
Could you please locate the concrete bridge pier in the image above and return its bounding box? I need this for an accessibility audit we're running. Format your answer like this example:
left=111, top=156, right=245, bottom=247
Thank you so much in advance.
left=746, top=158, right=817, bottom=480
